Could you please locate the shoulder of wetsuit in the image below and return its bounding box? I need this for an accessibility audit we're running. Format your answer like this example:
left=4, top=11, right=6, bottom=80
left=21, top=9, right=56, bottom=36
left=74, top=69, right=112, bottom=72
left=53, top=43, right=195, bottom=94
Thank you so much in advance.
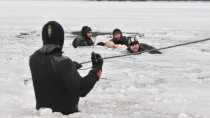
left=31, top=50, right=40, bottom=56
left=140, top=43, right=154, bottom=50
left=30, top=49, right=47, bottom=60
left=29, top=50, right=70, bottom=68
left=72, top=36, right=85, bottom=48
left=29, top=50, right=39, bottom=62
left=75, top=35, right=84, bottom=41
left=140, top=43, right=162, bottom=54
left=52, top=55, right=72, bottom=63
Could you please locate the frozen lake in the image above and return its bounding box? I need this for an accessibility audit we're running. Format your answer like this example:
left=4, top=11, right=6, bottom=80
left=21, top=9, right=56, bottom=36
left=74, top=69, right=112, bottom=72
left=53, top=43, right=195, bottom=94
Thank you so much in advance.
left=0, top=1, right=210, bottom=118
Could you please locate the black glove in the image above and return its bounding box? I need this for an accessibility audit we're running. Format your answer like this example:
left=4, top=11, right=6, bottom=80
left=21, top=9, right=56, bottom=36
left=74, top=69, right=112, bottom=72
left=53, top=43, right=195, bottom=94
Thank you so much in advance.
left=91, top=52, right=103, bottom=70
left=73, top=61, right=82, bottom=69
left=97, top=42, right=105, bottom=46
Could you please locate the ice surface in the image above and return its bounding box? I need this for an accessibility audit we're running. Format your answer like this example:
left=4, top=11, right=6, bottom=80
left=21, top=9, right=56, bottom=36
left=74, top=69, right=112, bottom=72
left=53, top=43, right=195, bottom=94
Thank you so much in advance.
left=0, top=1, right=210, bottom=118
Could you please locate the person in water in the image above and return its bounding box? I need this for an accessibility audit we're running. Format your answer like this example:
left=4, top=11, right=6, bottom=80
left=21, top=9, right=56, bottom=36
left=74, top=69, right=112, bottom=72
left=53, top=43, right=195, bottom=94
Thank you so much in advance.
left=72, top=26, right=94, bottom=48
left=97, top=28, right=162, bottom=54
left=97, top=28, right=131, bottom=48
left=29, top=21, right=103, bottom=115
left=127, top=39, right=162, bottom=54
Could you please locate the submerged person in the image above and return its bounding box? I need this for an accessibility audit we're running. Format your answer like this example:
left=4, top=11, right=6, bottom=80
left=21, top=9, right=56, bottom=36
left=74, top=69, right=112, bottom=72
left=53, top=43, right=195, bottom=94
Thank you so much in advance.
left=72, top=26, right=94, bottom=48
left=127, top=40, right=162, bottom=54
left=98, top=28, right=131, bottom=48
left=29, top=21, right=103, bottom=115
left=97, top=28, right=161, bottom=54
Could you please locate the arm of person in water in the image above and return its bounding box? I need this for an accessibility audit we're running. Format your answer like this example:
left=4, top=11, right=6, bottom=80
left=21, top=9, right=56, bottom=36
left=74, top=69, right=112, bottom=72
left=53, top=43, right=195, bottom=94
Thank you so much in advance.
left=104, top=40, right=116, bottom=48
left=114, top=44, right=128, bottom=48
left=104, top=40, right=127, bottom=48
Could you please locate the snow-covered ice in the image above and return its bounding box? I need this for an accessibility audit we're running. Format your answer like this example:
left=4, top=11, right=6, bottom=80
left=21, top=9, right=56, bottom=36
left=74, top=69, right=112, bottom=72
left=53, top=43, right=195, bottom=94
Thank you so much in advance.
left=0, top=1, right=210, bottom=118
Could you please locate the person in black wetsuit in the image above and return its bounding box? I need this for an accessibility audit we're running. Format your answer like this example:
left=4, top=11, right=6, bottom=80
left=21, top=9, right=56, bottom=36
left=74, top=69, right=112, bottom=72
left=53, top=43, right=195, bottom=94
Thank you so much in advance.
left=29, top=21, right=103, bottom=115
left=127, top=40, right=162, bottom=54
left=72, top=26, right=94, bottom=48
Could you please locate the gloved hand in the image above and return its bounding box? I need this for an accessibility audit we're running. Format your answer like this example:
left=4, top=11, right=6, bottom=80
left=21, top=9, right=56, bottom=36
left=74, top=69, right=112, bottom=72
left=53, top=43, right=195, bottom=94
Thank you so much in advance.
left=91, top=52, right=103, bottom=70
left=73, top=61, right=82, bottom=69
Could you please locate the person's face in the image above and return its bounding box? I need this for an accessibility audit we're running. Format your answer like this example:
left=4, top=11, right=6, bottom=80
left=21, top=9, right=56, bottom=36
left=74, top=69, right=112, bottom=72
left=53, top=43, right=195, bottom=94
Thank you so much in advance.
left=113, top=33, right=122, bottom=40
left=86, top=32, right=93, bottom=39
left=130, top=44, right=140, bottom=53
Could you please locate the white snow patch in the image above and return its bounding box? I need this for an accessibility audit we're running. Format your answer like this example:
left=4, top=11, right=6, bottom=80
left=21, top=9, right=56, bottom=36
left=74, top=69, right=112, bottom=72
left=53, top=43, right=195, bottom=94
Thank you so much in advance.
left=0, top=1, right=210, bottom=118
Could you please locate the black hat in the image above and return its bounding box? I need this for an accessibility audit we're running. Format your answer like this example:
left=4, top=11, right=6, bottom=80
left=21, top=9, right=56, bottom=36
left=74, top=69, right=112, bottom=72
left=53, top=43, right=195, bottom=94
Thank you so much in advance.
left=81, top=26, right=92, bottom=37
left=113, top=28, right=122, bottom=35
left=42, top=21, right=64, bottom=46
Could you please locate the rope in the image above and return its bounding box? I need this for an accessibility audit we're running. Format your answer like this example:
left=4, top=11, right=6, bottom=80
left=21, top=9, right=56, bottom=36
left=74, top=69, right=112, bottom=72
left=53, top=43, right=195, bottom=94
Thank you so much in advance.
left=80, top=38, right=210, bottom=65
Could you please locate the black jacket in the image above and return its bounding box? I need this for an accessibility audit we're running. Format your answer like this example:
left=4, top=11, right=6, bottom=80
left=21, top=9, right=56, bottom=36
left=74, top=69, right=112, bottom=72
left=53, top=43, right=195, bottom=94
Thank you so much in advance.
left=29, top=45, right=98, bottom=115
left=72, top=35, right=94, bottom=48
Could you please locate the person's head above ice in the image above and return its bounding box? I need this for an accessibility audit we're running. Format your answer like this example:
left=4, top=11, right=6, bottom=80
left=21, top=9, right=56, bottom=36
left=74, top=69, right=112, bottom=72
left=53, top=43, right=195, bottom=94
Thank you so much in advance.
left=128, top=40, right=140, bottom=53
left=81, top=26, right=93, bottom=39
left=112, top=28, right=123, bottom=41
left=42, top=21, right=64, bottom=47
left=72, top=26, right=94, bottom=48
left=127, top=39, right=162, bottom=54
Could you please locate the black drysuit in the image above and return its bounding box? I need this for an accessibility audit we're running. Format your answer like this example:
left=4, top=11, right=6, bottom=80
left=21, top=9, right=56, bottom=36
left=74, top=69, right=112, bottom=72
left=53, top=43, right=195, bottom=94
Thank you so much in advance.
left=72, top=35, right=94, bottom=48
left=29, top=46, right=98, bottom=115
